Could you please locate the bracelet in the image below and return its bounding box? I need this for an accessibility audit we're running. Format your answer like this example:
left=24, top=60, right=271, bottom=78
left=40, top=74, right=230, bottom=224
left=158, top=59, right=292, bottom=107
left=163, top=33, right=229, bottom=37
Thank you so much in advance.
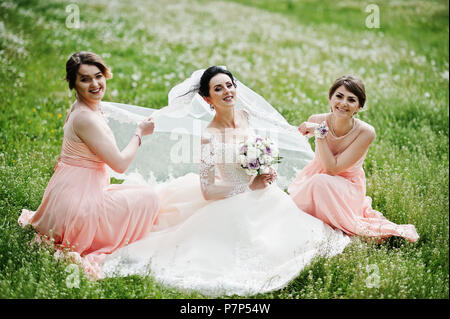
left=135, top=133, right=142, bottom=146
left=314, top=121, right=329, bottom=139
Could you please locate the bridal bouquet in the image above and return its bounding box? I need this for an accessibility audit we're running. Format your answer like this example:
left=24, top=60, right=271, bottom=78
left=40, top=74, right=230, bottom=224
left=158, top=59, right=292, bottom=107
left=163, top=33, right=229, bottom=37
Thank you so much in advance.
left=238, top=136, right=282, bottom=176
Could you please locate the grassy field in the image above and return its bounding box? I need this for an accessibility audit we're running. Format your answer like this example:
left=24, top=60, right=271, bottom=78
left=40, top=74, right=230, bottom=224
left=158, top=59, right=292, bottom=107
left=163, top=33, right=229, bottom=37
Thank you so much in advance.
left=0, top=0, right=448, bottom=299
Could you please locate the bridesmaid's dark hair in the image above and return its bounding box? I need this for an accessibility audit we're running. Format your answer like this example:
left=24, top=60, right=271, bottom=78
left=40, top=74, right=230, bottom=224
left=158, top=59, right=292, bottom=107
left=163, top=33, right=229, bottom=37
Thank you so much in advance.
left=65, top=51, right=112, bottom=90
left=198, top=66, right=237, bottom=97
left=329, top=75, right=366, bottom=107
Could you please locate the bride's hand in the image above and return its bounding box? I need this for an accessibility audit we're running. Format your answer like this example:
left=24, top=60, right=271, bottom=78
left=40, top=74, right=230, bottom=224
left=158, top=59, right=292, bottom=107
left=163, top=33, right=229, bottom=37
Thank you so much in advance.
left=137, top=117, right=155, bottom=136
left=249, top=174, right=271, bottom=190
left=267, top=167, right=277, bottom=183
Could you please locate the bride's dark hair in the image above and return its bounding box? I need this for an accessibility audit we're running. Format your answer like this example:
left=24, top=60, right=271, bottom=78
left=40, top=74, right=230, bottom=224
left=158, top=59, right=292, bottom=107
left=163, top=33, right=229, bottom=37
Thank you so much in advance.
left=177, top=66, right=237, bottom=99
left=198, top=66, right=237, bottom=97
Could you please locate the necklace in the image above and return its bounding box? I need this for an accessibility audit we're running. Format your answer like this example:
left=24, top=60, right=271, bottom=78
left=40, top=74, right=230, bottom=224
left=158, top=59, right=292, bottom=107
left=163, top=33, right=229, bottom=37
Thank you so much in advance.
left=330, top=114, right=354, bottom=137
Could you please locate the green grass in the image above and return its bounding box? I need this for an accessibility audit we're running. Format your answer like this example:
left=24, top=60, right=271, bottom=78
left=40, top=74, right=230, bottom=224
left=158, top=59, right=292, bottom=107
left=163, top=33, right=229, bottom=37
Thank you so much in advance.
left=0, top=0, right=448, bottom=298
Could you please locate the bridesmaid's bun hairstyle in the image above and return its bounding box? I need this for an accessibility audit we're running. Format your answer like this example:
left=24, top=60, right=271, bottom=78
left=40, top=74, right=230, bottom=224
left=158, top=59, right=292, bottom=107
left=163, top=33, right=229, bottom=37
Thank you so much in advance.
left=198, top=66, right=237, bottom=97
left=65, top=51, right=112, bottom=90
left=329, top=75, right=366, bottom=108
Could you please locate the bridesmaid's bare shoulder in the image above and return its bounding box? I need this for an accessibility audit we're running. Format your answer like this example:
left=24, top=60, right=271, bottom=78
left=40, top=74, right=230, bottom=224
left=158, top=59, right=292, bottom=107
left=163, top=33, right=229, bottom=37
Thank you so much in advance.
left=71, top=108, right=104, bottom=137
left=306, top=113, right=328, bottom=124
left=357, top=119, right=376, bottom=142
left=72, top=108, right=96, bottom=128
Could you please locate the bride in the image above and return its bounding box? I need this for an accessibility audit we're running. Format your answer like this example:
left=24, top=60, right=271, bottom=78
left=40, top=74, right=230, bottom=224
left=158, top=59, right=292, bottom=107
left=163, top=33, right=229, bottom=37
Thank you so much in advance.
left=99, top=66, right=351, bottom=296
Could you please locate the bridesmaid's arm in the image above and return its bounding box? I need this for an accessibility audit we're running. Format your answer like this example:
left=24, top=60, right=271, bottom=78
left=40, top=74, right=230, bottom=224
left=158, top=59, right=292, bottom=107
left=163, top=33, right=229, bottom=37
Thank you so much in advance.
left=73, top=111, right=144, bottom=173
left=316, top=127, right=375, bottom=175
left=298, top=114, right=322, bottom=136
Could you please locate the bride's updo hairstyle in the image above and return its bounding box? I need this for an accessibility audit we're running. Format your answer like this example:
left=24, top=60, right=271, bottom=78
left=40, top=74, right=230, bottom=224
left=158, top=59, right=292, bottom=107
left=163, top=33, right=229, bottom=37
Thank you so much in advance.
left=329, top=75, right=366, bottom=108
left=198, top=66, right=237, bottom=97
left=65, top=51, right=112, bottom=90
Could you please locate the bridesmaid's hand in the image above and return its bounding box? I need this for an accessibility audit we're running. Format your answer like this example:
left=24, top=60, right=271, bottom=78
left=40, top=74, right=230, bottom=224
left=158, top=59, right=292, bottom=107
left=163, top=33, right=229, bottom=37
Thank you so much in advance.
left=298, top=121, right=318, bottom=138
left=137, top=117, right=155, bottom=136
left=298, top=122, right=312, bottom=136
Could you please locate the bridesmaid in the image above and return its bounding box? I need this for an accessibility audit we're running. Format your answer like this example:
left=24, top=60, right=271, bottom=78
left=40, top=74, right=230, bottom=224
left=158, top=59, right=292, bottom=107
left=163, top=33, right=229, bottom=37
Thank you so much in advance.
left=288, top=75, right=419, bottom=242
left=19, top=51, right=160, bottom=277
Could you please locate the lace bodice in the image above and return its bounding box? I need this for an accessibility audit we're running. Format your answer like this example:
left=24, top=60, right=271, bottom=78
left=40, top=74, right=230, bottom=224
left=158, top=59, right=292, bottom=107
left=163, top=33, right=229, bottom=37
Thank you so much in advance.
left=212, top=137, right=253, bottom=184
left=200, top=133, right=253, bottom=200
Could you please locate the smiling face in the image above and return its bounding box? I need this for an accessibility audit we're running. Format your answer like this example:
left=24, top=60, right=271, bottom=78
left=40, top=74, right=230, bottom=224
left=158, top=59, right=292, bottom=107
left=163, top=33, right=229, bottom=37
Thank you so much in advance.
left=203, top=73, right=236, bottom=111
left=329, top=85, right=361, bottom=118
left=74, top=64, right=106, bottom=103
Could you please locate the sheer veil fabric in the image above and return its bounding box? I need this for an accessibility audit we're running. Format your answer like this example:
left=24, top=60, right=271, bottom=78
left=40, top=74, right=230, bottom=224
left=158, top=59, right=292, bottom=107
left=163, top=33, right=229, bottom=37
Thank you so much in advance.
left=101, top=68, right=314, bottom=189
left=99, top=69, right=350, bottom=296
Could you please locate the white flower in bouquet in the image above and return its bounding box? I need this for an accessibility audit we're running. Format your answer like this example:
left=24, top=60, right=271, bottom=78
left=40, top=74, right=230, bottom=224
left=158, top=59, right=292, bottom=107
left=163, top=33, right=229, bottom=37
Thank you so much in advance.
left=259, top=154, right=272, bottom=165
left=270, top=145, right=279, bottom=157
left=260, top=165, right=271, bottom=174
left=239, top=154, right=248, bottom=167
left=238, top=135, right=282, bottom=176
left=246, top=146, right=260, bottom=160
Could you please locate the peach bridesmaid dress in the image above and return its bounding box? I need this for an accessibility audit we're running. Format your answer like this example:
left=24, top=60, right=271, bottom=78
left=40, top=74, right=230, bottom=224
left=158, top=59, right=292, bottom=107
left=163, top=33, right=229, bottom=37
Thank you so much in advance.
left=18, top=107, right=160, bottom=277
left=288, top=113, right=419, bottom=243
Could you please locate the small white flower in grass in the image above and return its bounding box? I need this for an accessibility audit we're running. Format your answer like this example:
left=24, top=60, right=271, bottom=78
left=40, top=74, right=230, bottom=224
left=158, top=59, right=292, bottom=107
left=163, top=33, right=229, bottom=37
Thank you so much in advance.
left=111, top=89, right=118, bottom=97
left=424, top=92, right=431, bottom=98
left=132, top=73, right=141, bottom=81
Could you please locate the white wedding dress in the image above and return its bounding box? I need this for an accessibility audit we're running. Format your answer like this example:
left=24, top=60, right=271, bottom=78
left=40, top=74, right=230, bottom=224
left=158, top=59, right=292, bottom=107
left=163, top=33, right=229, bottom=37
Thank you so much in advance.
left=99, top=69, right=351, bottom=296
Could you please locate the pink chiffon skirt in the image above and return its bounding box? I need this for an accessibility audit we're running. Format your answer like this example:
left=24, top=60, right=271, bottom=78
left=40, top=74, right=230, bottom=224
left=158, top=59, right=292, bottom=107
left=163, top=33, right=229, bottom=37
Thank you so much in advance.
left=288, top=160, right=419, bottom=243
left=19, top=160, right=160, bottom=277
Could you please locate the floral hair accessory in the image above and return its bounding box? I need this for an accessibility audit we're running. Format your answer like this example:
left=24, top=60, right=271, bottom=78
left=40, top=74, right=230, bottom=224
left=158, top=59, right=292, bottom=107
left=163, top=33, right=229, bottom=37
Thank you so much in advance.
left=314, top=121, right=329, bottom=139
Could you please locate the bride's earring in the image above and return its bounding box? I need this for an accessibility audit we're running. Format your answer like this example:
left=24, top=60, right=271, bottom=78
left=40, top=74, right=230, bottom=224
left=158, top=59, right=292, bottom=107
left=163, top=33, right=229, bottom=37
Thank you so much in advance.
left=210, top=104, right=215, bottom=111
